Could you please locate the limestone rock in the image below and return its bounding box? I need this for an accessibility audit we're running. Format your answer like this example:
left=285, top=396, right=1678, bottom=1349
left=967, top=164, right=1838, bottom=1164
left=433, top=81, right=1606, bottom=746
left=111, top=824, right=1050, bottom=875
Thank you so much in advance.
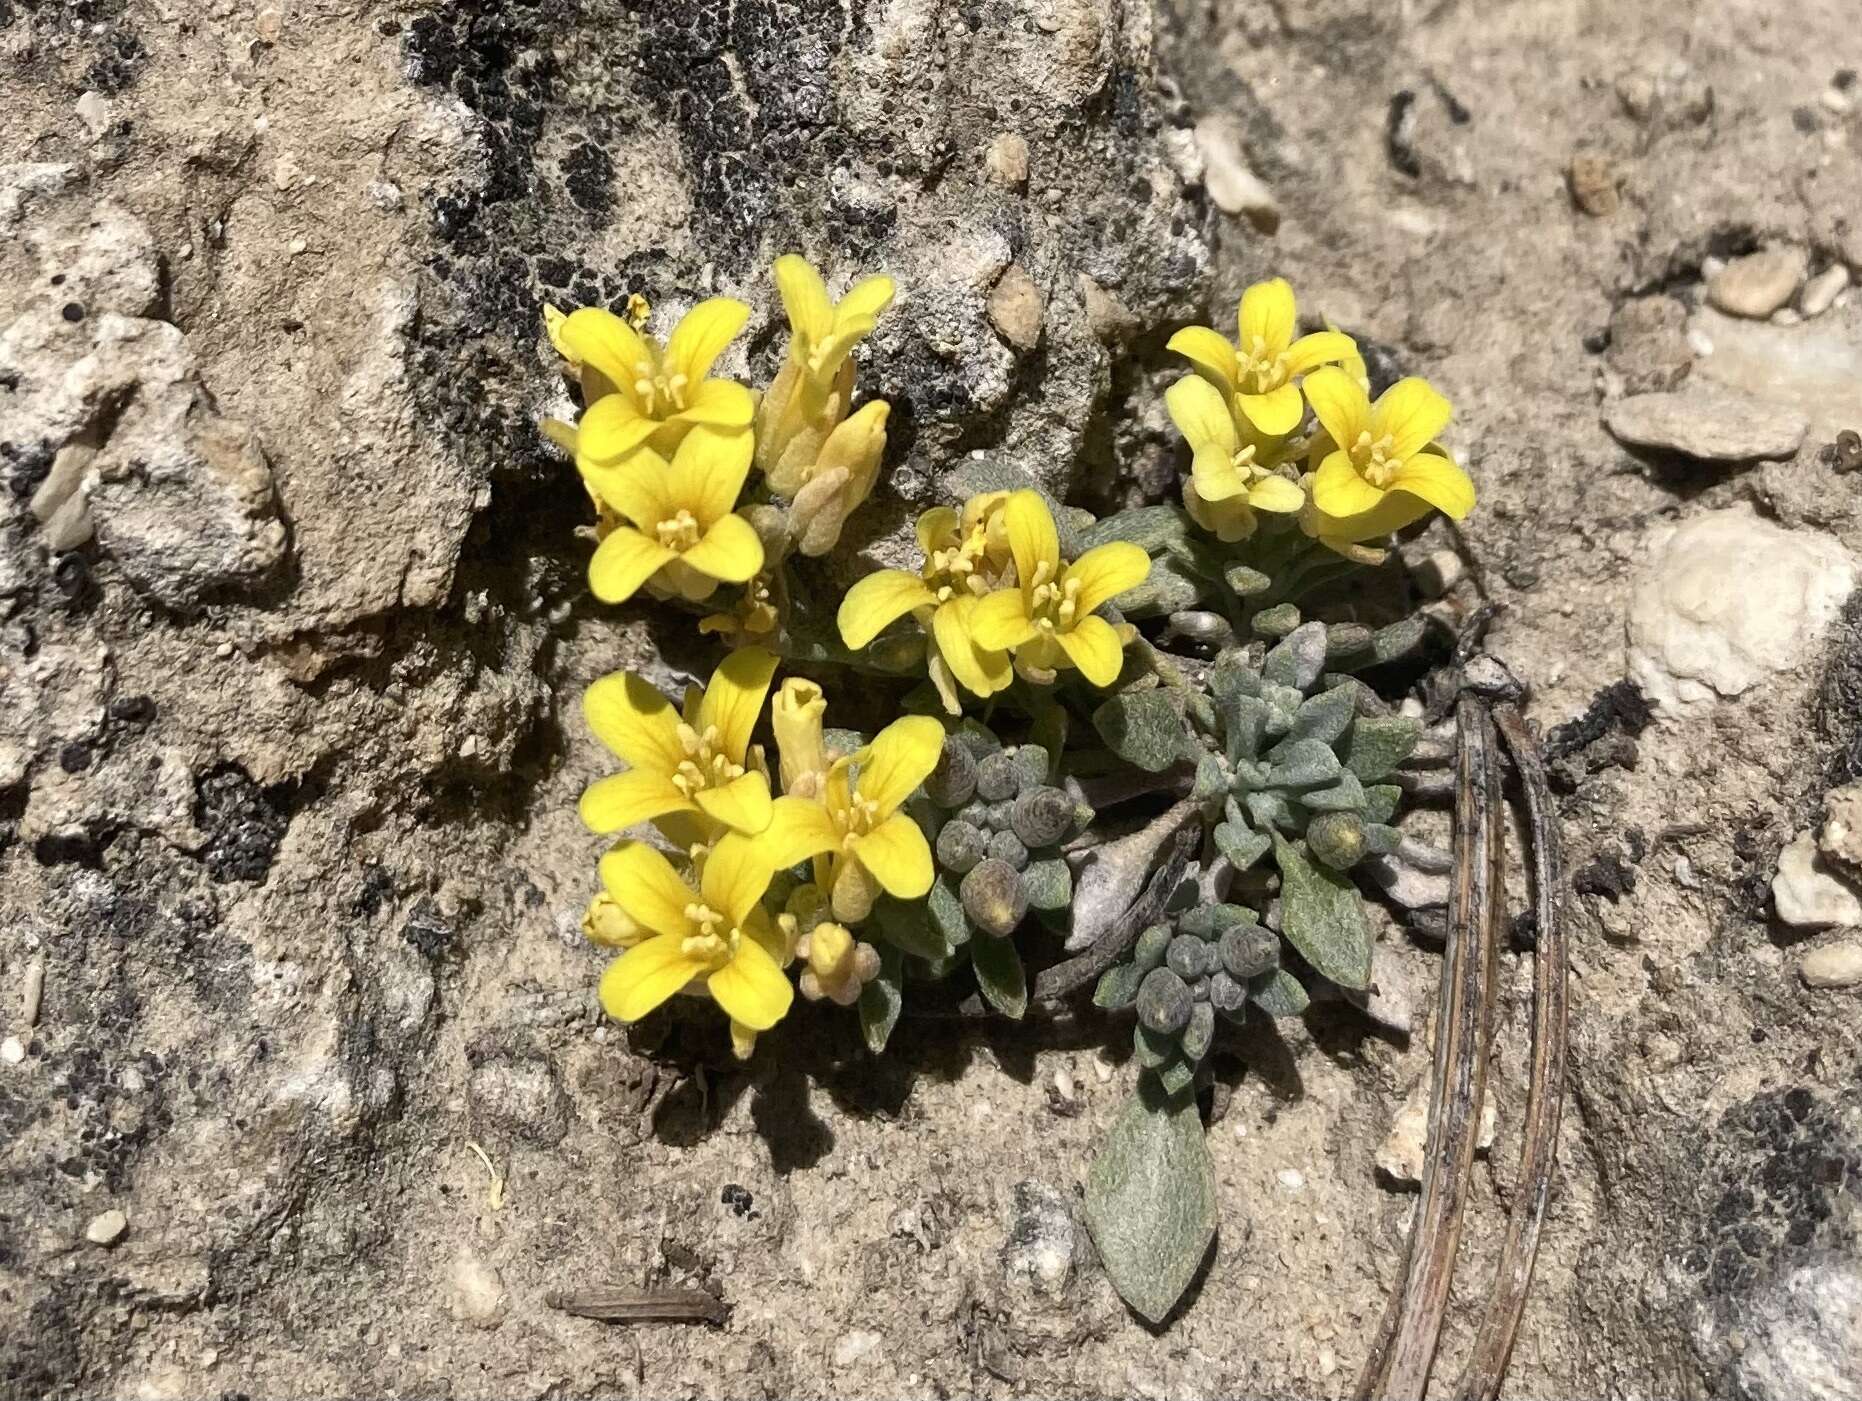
left=85, top=1209, right=129, bottom=1246
left=1799, top=264, right=1850, bottom=318
left=1707, top=248, right=1809, bottom=319
left=1800, top=942, right=1862, bottom=989
left=1607, top=296, right=1694, bottom=394
left=989, top=264, right=1047, bottom=350
left=1627, top=507, right=1856, bottom=714
left=1773, top=832, right=1862, bottom=931
left=1001, top=1179, right=1081, bottom=1298
left=1820, top=784, right=1862, bottom=877
left=1603, top=387, right=1806, bottom=463
left=1689, top=306, right=1862, bottom=447
left=449, top=1249, right=506, bottom=1327
left=1193, top=117, right=1281, bottom=232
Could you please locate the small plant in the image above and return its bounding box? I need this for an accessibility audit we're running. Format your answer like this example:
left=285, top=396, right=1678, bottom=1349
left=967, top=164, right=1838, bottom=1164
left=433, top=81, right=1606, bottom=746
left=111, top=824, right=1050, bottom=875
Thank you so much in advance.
left=542, top=262, right=1475, bottom=1323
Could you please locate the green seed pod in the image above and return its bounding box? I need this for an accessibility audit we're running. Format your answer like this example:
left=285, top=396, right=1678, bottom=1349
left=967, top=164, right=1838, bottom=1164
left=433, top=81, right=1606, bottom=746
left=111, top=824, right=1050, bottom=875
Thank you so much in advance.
left=987, top=828, right=1030, bottom=871
left=935, top=819, right=986, bottom=875
left=960, top=857, right=1027, bottom=937
left=1308, top=811, right=1366, bottom=869
left=1136, top=966, right=1193, bottom=1036
left=1166, top=934, right=1213, bottom=981
left=1219, top=924, right=1279, bottom=980
left=975, top=751, right=1020, bottom=802
left=1010, top=786, right=1073, bottom=848
left=925, top=737, right=978, bottom=809
left=1182, top=1002, right=1216, bottom=1062
left=1208, top=969, right=1247, bottom=1013
left=1133, top=923, right=1172, bottom=972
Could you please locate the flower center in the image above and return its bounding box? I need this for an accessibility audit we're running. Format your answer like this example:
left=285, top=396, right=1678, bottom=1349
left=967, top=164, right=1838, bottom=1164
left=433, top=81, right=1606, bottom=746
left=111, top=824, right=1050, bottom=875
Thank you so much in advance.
left=1351, top=430, right=1402, bottom=488
left=679, top=901, right=741, bottom=969
left=1230, top=443, right=1261, bottom=479
left=1237, top=335, right=1289, bottom=394
left=655, top=509, right=702, bottom=552
left=1027, top=560, right=1082, bottom=633
left=632, top=354, right=690, bottom=417
left=830, top=787, right=884, bottom=848
left=670, top=722, right=744, bottom=798
left=925, top=523, right=997, bottom=602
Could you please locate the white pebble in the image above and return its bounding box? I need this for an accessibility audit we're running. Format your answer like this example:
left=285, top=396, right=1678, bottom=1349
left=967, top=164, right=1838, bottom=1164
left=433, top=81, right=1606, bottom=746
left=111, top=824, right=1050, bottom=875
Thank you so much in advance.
left=1276, top=1168, right=1305, bottom=1192
left=0, top=1036, right=23, bottom=1065
left=1800, top=941, right=1862, bottom=989
left=85, top=1209, right=128, bottom=1246
left=288, top=238, right=307, bottom=256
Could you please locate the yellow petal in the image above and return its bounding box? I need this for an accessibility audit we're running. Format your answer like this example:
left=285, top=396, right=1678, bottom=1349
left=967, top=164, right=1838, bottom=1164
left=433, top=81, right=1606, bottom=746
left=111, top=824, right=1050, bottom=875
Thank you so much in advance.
left=579, top=448, right=672, bottom=531
left=839, top=570, right=936, bottom=650
left=1373, top=377, right=1454, bottom=461
left=705, top=936, right=794, bottom=1031
left=675, top=377, right=755, bottom=429
left=1183, top=480, right=1256, bottom=543
left=1166, top=326, right=1241, bottom=395
left=1190, top=444, right=1246, bottom=502
left=588, top=528, right=677, bottom=604
left=694, top=769, right=774, bottom=835
left=578, top=393, right=662, bottom=464
left=680, top=513, right=765, bottom=583
left=857, top=714, right=945, bottom=815
left=702, top=830, right=777, bottom=925
left=851, top=811, right=934, bottom=898
left=670, top=423, right=755, bottom=527
left=1312, top=449, right=1388, bottom=518
left=579, top=768, right=693, bottom=835
left=598, top=842, right=699, bottom=939
left=932, top=599, right=1012, bottom=697
left=762, top=795, right=841, bottom=869
left=698, top=646, right=779, bottom=764
left=1003, top=489, right=1060, bottom=591
left=970, top=587, right=1038, bottom=651
left=1389, top=452, right=1476, bottom=520
left=1303, top=366, right=1372, bottom=457
left=1282, top=329, right=1358, bottom=377
left=557, top=309, right=649, bottom=406
left=666, top=297, right=749, bottom=387
left=583, top=671, right=682, bottom=772
left=915, top=506, right=960, bottom=558
left=1311, top=492, right=1436, bottom=545
left=1238, top=277, right=1297, bottom=356
left=1066, top=541, right=1150, bottom=617
left=817, top=400, right=889, bottom=502
left=774, top=254, right=835, bottom=342
left=1164, top=374, right=1238, bottom=456
left=835, top=273, right=896, bottom=327
left=598, top=935, right=704, bottom=1023
left=1054, top=614, right=1127, bottom=687
left=1236, top=383, right=1305, bottom=437
left=742, top=904, right=791, bottom=965
left=543, top=303, right=573, bottom=361
left=1245, top=473, right=1306, bottom=514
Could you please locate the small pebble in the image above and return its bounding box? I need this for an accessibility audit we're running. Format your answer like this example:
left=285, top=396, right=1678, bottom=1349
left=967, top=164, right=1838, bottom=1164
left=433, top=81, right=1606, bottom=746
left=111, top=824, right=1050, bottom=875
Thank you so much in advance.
left=833, top=1329, right=882, bottom=1368
left=984, top=132, right=1029, bottom=189
left=85, top=1210, right=128, bottom=1246
left=1800, top=264, right=1851, bottom=318
left=255, top=5, right=283, bottom=41
left=22, top=959, right=43, bottom=1026
left=1318, top=1346, right=1339, bottom=1378
left=1276, top=1168, right=1305, bottom=1192
left=1707, top=247, right=1808, bottom=319
left=0, top=1036, right=23, bottom=1065
left=1566, top=151, right=1617, bottom=216
left=1411, top=548, right=1466, bottom=598
left=288, top=237, right=307, bottom=255
left=1800, top=941, right=1862, bottom=989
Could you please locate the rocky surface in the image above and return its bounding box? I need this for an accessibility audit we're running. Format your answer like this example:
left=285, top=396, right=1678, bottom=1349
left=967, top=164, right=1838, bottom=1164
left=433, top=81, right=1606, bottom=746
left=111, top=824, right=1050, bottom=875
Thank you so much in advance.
left=1603, top=386, right=1807, bottom=463
left=3, top=0, right=1862, bottom=1397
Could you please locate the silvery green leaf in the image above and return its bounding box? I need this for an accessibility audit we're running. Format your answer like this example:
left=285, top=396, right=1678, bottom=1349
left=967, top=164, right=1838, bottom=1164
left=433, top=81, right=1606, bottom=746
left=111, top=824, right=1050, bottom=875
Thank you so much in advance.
left=874, top=895, right=956, bottom=962
left=1251, top=602, right=1301, bottom=637
left=1364, top=822, right=1402, bottom=855
left=1225, top=562, right=1272, bottom=596
left=859, top=946, right=904, bottom=1054
left=1364, top=783, right=1402, bottom=824
left=1095, top=961, right=1146, bottom=1010
left=1325, top=622, right=1375, bottom=659
left=1094, top=691, right=1193, bottom=773
left=1282, top=683, right=1359, bottom=749
left=1229, top=756, right=1269, bottom=792
left=1113, top=554, right=1202, bottom=618
left=1297, top=770, right=1366, bottom=812
left=1133, top=923, right=1173, bottom=971
left=1079, top=503, right=1194, bottom=555
left=1344, top=715, right=1421, bottom=781
left=1273, top=835, right=1372, bottom=990
left=1154, top=1057, right=1197, bottom=1097
left=1210, top=647, right=1263, bottom=706
left=971, top=932, right=1028, bottom=1019
left=1134, top=1020, right=1175, bottom=1068
left=1192, top=754, right=1228, bottom=801
left=1022, top=856, right=1072, bottom=911
left=928, top=874, right=973, bottom=948
left=1084, top=1085, right=1218, bottom=1324
left=1247, top=967, right=1311, bottom=1017
left=1369, top=615, right=1428, bottom=663
left=952, top=719, right=1004, bottom=758
left=1010, top=744, right=1051, bottom=792
left=1181, top=1003, right=1216, bottom=1062
left=1266, top=738, right=1343, bottom=790
left=1245, top=790, right=1300, bottom=832
left=1226, top=695, right=1270, bottom=765
left=1214, top=821, right=1271, bottom=872
left=1261, top=621, right=1329, bottom=691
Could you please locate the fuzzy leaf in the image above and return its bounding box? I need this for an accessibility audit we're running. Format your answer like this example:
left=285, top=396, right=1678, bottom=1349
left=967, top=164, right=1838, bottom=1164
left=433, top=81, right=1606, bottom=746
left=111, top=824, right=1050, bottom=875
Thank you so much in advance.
left=1363, top=783, right=1402, bottom=824
left=1094, top=691, right=1193, bottom=773
left=1224, top=562, right=1272, bottom=596
left=1112, top=554, right=1202, bottom=618
left=859, top=946, right=904, bottom=1054
left=1010, top=745, right=1051, bottom=792
left=1225, top=695, right=1270, bottom=765
left=1298, top=771, right=1367, bottom=813
left=1261, top=622, right=1329, bottom=691
left=1273, top=835, right=1372, bottom=990
left=1084, top=1084, right=1218, bottom=1324
left=1248, top=967, right=1310, bottom=1017
left=1133, top=1020, right=1175, bottom=1068
left=1154, top=1057, right=1197, bottom=1097
left=1344, top=716, right=1421, bottom=781
left=1095, top=961, right=1146, bottom=1010
left=1284, top=684, right=1359, bottom=748
left=874, top=895, right=956, bottom=962
left=1022, top=856, right=1073, bottom=911
left=1192, top=754, right=1228, bottom=801
left=1364, top=822, right=1402, bottom=855
left=928, top=875, right=973, bottom=948
left=971, top=933, right=1028, bottom=1019
left=1214, top=821, right=1271, bottom=872
left=1266, top=738, right=1343, bottom=790
left=1210, top=648, right=1263, bottom=706
left=1079, top=503, right=1193, bottom=555
left=1251, top=603, right=1301, bottom=637
left=1245, top=790, right=1299, bottom=832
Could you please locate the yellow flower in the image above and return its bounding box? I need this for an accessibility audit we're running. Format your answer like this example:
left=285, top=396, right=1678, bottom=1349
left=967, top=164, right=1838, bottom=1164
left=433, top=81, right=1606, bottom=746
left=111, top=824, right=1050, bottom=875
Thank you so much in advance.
left=837, top=492, right=1016, bottom=711
left=594, top=839, right=793, bottom=1050
left=582, top=424, right=764, bottom=604
left=550, top=299, right=753, bottom=464
left=1165, top=373, right=1305, bottom=543
left=579, top=646, right=779, bottom=840
left=698, top=569, right=780, bottom=647
left=796, top=922, right=881, bottom=1006
left=969, top=491, right=1151, bottom=688
left=781, top=400, right=891, bottom=557
left=582, top=890, right=647, bottom=949
left=758, top=255, right=895, bottom=479
left=771, top=677, right=829, bottom=799
left=1301, top=367, right=1476, bottom=545
left=751, top=713, right=944, bottom=924
left=1167, top=277, right=1357, bottom=437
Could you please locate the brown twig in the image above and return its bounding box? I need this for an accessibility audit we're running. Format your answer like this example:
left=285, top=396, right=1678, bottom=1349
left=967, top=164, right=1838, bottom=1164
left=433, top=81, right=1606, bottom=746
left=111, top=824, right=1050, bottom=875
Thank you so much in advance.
left=544, top=1285, right=728, bottom=1326
left=1452, top=701, right=1568, bottom=1401
left=1358, top=690, right=1502, bottom=1400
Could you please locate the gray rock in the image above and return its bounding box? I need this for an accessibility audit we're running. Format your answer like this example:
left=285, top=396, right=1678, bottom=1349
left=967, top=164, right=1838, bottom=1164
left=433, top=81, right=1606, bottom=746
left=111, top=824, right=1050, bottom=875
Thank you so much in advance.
left=1820, top=784, right=1862, bottom=876
left=1688, top=308, right=1862, bottom=448
left=1799, top=264, right=1850, bottom=318
left=1707, top=247, right=1809, bottom=319
left=1607, top=295, right=1694, bottom=393
left=449, top=1249, right=506, bottom=1327
left=466, top=1044, right=571, bottom=1147
left=1773, top=831, right=1862, bottom=931
left=1799, top=942, right=1862, bottom=989
left=1603, top=387, right=1807, bottom=463
left=1627, top=507, right=1856, bottom=715
left=1001, top=1179, right=1080, bottom=1298
left=1193, top=117, right=1281, bottom=233
left=988, top=264, right=1046, bottom=350
left=1725, top=1260, right=1862, bottom=1401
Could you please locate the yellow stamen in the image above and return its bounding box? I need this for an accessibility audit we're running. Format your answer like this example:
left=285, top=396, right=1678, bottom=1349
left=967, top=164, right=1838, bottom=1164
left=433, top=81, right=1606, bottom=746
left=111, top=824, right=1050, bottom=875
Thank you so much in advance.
left=656, top=509, right=702, bottom=551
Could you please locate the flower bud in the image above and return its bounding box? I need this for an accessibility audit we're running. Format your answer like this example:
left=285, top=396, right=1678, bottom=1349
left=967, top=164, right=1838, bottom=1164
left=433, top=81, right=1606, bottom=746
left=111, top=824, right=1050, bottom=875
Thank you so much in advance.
left=960, top=857, right=1027, bottom=937
left=796, top=922, right=881, bottom=1006
left=1219, top=924, right=1279, bottom=980
left=783, top=401, right=891, bottom=557
left=773, top=678, right=829, bottom=798
left=1010, top=786, right=1073, bottom=848
left=1136, top=966, right=1192, bottom=1035
left=987, top=828, right=1030, bottom=871
left=935, top=819, right=987, bottom=874
left=582, top=890, right=645, bottom=949
left=925, top=738, right=978, bottom=809
left=1307, top=811, right=1366, bottom=870
left=976, top=751, right=1020, bottom=802
left=1166, top=934, right=1213, bottom=981
left=831, top=857, right=880, bottom=924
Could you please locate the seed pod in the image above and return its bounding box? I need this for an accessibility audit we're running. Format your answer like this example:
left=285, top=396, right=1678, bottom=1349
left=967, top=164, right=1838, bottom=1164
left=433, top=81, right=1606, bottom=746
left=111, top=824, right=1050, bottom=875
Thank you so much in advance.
left=1135, top=966, right=1192, bottom=1036
left=1010, top=786, right=1073, bottom=849
left=935, top=819, right=986, bottom=874
left=976, top=750, right=1020, bottom=802
left=1219, top=923, right=1279, bottom=980
left=986, top=828, right=1030, bottom=871
left=1166, top=934, right=1212, bottom=981
left=960, top=857, right=1027, bottom=937
left=1208, top=969, right=1247, bottom=1013
left=926, top=738, right=978, bottom=809
left=1133, top=924, right=1172, bottom=972
left=1307, top=811, right=1366, bottom=870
